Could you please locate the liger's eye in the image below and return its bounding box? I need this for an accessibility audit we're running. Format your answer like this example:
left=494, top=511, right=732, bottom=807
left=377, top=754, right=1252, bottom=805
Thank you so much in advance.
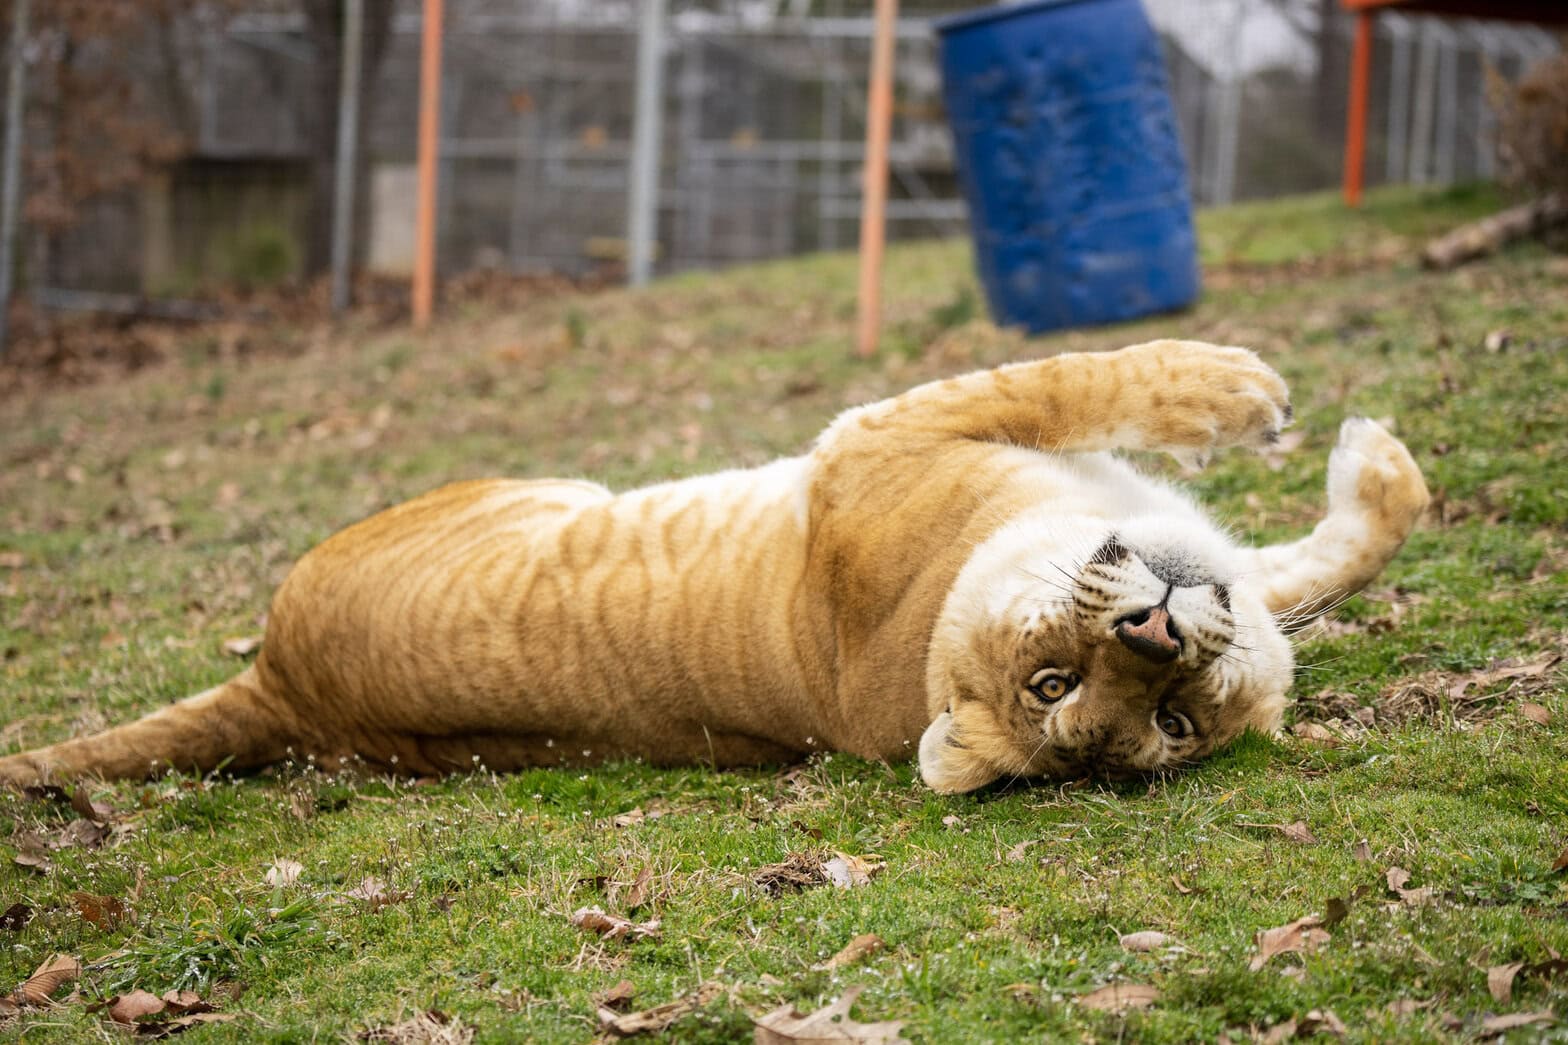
left=1027, top=669, right=1079, bottom=703
left=1157, top=709, right=1193, bottom=738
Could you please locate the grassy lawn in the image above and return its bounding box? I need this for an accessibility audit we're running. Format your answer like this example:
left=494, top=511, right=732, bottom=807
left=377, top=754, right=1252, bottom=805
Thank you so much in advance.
left=0, top=184, right=1565, bottom=1042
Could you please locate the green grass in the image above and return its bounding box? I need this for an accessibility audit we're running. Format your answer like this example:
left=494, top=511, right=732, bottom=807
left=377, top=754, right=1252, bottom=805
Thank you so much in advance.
left=1, top=184, right=1565, bottom=1041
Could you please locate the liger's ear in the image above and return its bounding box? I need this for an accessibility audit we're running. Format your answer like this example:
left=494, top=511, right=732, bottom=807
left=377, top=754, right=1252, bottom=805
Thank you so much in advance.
left=917, top=710, right=1003, bottom=795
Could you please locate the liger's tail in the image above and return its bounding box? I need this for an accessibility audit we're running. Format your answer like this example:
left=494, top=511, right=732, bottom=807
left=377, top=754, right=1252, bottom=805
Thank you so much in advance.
left=0, top=667, right=300, bottom=787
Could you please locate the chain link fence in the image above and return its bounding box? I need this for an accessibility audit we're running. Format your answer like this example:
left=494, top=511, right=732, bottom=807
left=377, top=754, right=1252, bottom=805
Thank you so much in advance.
left=6, top=0, right=1560, bottom=300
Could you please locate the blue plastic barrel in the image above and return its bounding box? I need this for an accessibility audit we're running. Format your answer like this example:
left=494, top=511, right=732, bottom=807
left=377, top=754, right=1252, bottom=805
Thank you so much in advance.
left=935, top=0, right=1199, bottom=334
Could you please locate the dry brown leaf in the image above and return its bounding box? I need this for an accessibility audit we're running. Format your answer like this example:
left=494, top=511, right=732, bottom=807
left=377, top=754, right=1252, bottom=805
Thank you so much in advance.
left=1118, top=931, right=1173, bottom=953
left=159, top=989, right=216, bottom=1015
left=264, top=859, right=304, bottom=888
left=611, top=807, right=646, bottom=828
left=221, top=636, right=262, bottom=658
left=600, top=981, right=722, bottom=1037
left=12, top=850, right=51, bottom=875
left=1241, top=821, right=1318, bottom=844
left=0, top=901, right=33, bottom=931
left=569, top=906, right=660, bottom=942
left=139, top=1011, right=237, bottom=1038
left=817, top=933, right=885, bottom=970
left=1488, top=962, right=1525, bottom=1004
left=1261, top=1018, right=1297, bottom=1044
left=1299, top=1009, right=1347, bottom=1036
left=106, top=989, right=167, bottom=1024
left=1520, top=702, right=1551, bottom=726
left=753, top=986, right=909, bottom=1043
left=622, top=866, right=654, bottom=911
left=1279, top=821, right=1318, bottom=845
left=345, top=876, right=411, bottom=912
left=1447, top=652, right=1561, bottom=702
left=1554, top=847, right=1568, bottom=874
left=1171, top=875, right=1198, bottom=895
left=359, top=1008, right=474, bottom=1044
left=72, top=891, right=128, bottom=931
left=1076, top=983, right=1160, bottom=1011
left=1004, top=840, right=1037, bottom=863
left=1384, top=998, right=1433, bottom=1017
left=821, top=853, right=884, bottom=890
left=15, top=953, right=80, bottom=1006
left=1384, top=866, right=1436, bottom=905
left=1353, top=839, right=1373, bottom=862
left=593, top=979, right=637, bottom=1011
left=1250, top=916, right=1331, bottom=971
left=69, top=788, right=113, bottom=822
left=1291, top=722, right=1339, bottom=747
left=1323, top=896, right=1351, bottom=927
left=1479, top=1010, right=1554, bottom=1033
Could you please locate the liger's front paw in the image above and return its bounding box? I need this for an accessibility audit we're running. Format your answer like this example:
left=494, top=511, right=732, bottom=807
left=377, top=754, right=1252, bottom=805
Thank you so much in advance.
left=1110, top=340, right=1291, bottom=467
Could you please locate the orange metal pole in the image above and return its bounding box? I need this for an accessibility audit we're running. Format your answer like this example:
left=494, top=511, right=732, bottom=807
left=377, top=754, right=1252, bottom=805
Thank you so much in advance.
left=412, top=0, right=444, bottom=328
left=1343, top=11, right=1373, bottom=208
left=855, top=0, right=898, bottom=359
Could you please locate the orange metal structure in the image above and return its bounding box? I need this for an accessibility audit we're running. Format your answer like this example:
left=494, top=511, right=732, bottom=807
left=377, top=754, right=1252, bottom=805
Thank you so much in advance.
left=855, top=0, right=900, bottom=358
left=413, top=0, right=445, bottom=328
left=1340, top=0, right=1568, bottom=207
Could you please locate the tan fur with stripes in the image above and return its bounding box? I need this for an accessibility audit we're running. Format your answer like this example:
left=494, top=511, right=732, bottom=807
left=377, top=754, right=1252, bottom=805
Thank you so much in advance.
left=0, top=340, right=1428, bottom=791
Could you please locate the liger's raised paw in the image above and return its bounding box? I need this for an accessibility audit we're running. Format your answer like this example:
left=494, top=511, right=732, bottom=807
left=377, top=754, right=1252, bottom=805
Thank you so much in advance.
left=1108, top=340, right=1291, bottom=467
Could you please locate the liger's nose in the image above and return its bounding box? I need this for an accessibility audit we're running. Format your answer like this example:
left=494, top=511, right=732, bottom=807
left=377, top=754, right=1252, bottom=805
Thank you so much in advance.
left=1115, top=605, right=1182, bottom=663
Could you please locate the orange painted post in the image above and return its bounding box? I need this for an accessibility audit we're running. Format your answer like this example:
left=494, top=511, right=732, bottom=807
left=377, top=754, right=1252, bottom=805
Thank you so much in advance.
left=1343, top=10, right=1373, bottom=208
left=855, top=0, right=898, bottom=358
left=412, top=0, right=445, bottom=328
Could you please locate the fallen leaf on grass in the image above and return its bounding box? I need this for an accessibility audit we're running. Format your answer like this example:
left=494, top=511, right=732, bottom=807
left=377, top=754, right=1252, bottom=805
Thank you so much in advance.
left=569, top=906, right=660, bottom=942
left=1353, top=840, right=1373, bottom=862
left=1291, top=722, right=1339, bottom=747
left=221, top=636, right=262, bottom=658
left=754, top=985, right=909, bottom=1043
left=1479, top=1010, right=1554, bottom=1033
left=1250, top=916, right=1330, bottom=971
left=1555, top=847, right=1568, bottom=874
left=599, top=981, right=722, bottom=1037
left=72, top=891, right=128, bottom=931
left=105, top=989, right=166, bottom=1023
left=821, top=853, right=884, bottom=890
left=593, top=979, right=636, bottom=1011
left=816, top=933, right=885, bottom=970
left=1075, top=983, right=1160, bottom=1011
left=1004, top=840, right=1037, bottom=863
left=264, top=858, right=304, bottom=887
left=69, top=788, right=114, bottom=822
left=1323, top=896, right=1351, bottom=927
left=1520, top=703, right=1551, bottom=726
left=14, top=953, right=80, bottom=1006
left=0, top=902, right=32, bottom=931
left=359, top=1009, right=474, bottom=1044
left=90, top=985, right=232, bottom=1036
left=1488, top=962, right=1525, bottom=1004
left=1118, top=931, right=1173, bottom=953
left=1384, top=867, right=1436, bottom=905
left=1299, top=1009, right=1348, bottom=1036
left=1447, top=652, right=1561, bottom=702
left=1382, top=998, right=1433, bottom=1018
left=752, top=852, right=885, bottom=895
left=620, top=865, right=654, bottom=911
left=344, top=877, right=411, bottom=912
left=1239, top=821, right=1318, bottom=845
